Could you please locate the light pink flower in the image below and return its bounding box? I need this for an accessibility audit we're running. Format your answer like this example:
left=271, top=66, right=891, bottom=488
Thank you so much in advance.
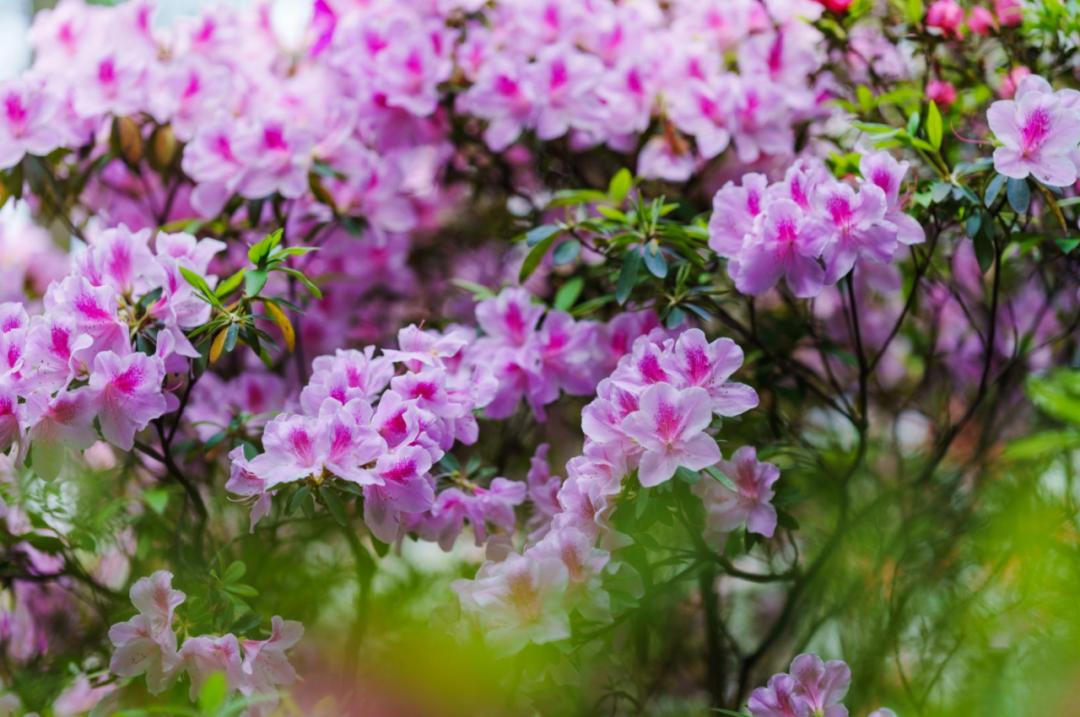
left=87, top=351, right=168, bottom=451
left=809, top=182, right=897, bottom=284
left=666, top=330, right=759, bottom=416
left=735, top=198, right=828, bottom=298
left=988, top=80, right=1080, bottom=186
left=697, top=445, right=781, bottom=538
left=621, top=384, right=720, bottom=487
left=108, top=571, right=185, bottom=695
left=0, top=80, right=64, bottom=170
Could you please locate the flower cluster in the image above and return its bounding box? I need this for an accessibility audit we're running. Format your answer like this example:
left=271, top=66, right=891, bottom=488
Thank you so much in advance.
left=6, top=0, right=836, bottom=231
left=108, top=571, right=302, bottom=716
left=987, top=74, right=1080, bottom=187
left=454, top=327, right=761, bottom=649
left=230, top=288, right=656, bottom=545
left=454, top=0, right=832, bottom=178
left=228, top=323, right=496, bottom=541
left=0, top=224, right=225, bottom=478
left=747, top=652, right=896, bottom=717
left=708, top=151, right=924, bottom=298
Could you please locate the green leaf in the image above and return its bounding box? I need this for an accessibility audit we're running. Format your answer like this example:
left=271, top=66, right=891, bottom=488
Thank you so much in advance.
left=643, top=244, right=668, bottom=278
left=320, top=487, right=348, bottom=526
left=524, top=224, right=560, bottom=248
left=198, top=672, right=228, bottom=712
left=984, top=174, right=1006, bottom=208
left=704, top=465, right=738, bottom=492
left=222, top=560, right=246, bottom=583
left=286, top=485, right=311, bottom=516
left=450, top=279, right=495, bottom=299
left=1056, top=238, right=1080, bottom=253
left=1004, top=430, right=1080, bottom=460
left=906, top=110, right=921, bottom=136
left=278, top=267, right=323, bottom=299
left=1028, top=372, right=1080, bottom=425
left=179, top=267, right=224, bottom=309
left=664, top=306, right=685, bottom=328
left=248, top=229, right=283, bottom=265
left=1006, top=177, right=1030, bottom=215
left=608, top=168, right=633, bottom=203
left=519, top=230, right=559, bottom=282
left=615, top=250, right=642, bottom=305
left=552, top=239, right=581, bottom=266
left=929, top=182, right=952, bottom=203
left=215, top=269, right=246, bottom=299
left=144, top=489, right=170, bottom=516
left=244, top=269, right=268, bottom=297
left=554, top=276, right=584, bottom=311
left=926, top=101, right=943, bottom=151
left=973, top=232, right=995, bottom=273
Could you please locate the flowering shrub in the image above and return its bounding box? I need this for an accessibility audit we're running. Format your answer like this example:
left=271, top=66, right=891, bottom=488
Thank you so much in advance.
left=2, top=0, right=1080, bottom=715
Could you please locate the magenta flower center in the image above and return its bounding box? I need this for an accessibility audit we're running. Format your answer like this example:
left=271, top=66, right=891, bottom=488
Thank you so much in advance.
left=1021, top=107, right=1052, bottom=154
left=111, top=364, right=145, bottom=395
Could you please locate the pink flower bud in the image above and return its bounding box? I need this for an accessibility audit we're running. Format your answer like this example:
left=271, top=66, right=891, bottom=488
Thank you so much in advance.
left=998, top=66, right=1031, bottom=99
left=968, top=6, right=996, bottom=35
left=927, top=80, right=958, bottom=107
left=926, top=0, right=965, bottom=36
left=994, top=0, right=1024, bottom=26
left=817, top=0, right=854, bottom=12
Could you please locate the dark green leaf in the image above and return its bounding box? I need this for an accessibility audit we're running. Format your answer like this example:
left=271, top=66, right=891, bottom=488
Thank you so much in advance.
left=1006, top=177, right=1030, bottom=215
left=643, top=245, right=668, bottom=278
left=552, top=239, right=581, bottom=266
left=524, top=224, right=560, bottom=248
left=615, top=250, right=642, bottom=305
left=519, top=230, right=559, bottom=282
left=984, top=174, right=1006, bottom=208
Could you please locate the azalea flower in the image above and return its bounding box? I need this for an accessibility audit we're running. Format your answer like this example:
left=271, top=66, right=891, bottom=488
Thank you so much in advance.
left=621, top=383, right=720, bottom=487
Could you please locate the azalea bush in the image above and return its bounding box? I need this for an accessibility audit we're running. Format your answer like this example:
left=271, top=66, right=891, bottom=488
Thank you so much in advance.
left=2, top=0, right=1080, bottom=715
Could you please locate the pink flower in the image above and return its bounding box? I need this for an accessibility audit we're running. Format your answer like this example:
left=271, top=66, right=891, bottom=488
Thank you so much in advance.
left=247, top=406, right=385, bottom=489
left=734, top=198, right=828, bottom=298
left=452, top=551, right=570, bottom=652
left=995, top=0, right=1024, bottom=26
left=476, top=288, right=544, bottom=347
left=529, top=45, right=605, bottom=141
left=0, top=80, right=64, bottom=170
left=87, top=351, right=168, bottom=451
left=927, top=79, right=957, bottom=107
left=71, top=51, right=147, bottom=119
left=708, top=173, right=770, bottom=259
left=636, top=134, right=696, bottom=182
left=697, top=445, right=781, bottom=538
left=24, top=389, right=97, bottom=480
left=748, top=673, right=807, bottom=717
left=667, top=329, right=759, bottom=416
left=239, top=616, right=304, bottom=705
left=926, top=0, right=965, bottom=37
left=789, top=653, right=852, bottom=717
left=108, top=571, right=185, bottom=695
left=809, top=182, right=896, bottom=284
left=987, top=78, right=1080, bottom=186
left=621, top=384, right=720, bottom=487
left=362, top=445, right=435, bottom=543
left=998, top=66, right=1031, bottom=99
left=0, top=386, right=20, bottom=454
left=178, top=634, right=245, bottom=701
left=234, top=118, right=315, bottom=200
left=859, top=151, right=925, bottom=246
left=748, top=654, right=851, bottom=717
left=968, top=6, right=996, bottom=35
